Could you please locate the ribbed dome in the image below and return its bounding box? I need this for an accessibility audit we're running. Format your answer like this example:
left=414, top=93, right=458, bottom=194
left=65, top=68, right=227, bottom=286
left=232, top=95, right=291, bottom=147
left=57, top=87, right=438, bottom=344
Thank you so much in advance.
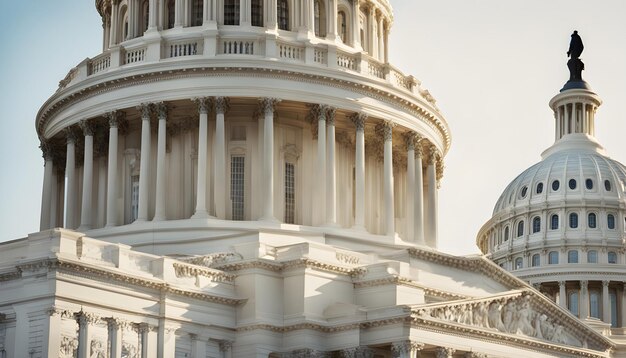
left=493, top=134, right=626, bottom=216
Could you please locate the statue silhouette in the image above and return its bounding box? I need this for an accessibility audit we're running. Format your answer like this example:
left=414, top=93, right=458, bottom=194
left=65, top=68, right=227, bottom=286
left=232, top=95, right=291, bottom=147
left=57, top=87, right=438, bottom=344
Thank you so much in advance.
left=567, top=30, right=584, bottom=59
left=566, top=31, right=584, bottom=82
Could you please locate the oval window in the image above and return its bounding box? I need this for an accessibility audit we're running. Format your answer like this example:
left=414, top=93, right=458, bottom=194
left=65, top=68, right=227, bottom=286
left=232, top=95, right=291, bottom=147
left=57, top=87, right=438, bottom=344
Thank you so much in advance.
left=569, top=179, right=577, bottom=190
left=552, top=180, right=560, bottom=191
left=536, top=182, right=544, bottom=194
left=605, top=180, right=612, bottom=191
left=585, top=179, right=593, bottom=190
left=520, top=186, right=528, bottom=198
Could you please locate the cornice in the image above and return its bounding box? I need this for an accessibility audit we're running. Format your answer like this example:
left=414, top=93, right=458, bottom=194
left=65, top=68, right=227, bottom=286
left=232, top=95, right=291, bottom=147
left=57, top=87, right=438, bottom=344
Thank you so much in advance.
left=216, top=258, right=365, bottom=277
left=353, top=276, right=469, bottom=301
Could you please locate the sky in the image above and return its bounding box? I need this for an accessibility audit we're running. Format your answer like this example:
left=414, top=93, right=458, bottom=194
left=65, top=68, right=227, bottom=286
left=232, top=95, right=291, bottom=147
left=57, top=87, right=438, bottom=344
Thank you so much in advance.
left=0, top=1, right=625, bottom=255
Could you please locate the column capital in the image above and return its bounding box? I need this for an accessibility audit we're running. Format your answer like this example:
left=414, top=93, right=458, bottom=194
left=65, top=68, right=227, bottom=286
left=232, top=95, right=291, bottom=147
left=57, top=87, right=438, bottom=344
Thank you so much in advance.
left=350, top=112, right=368, bottom=131
left=391, top=341, right=423, bottom=357
left=326, top=106, right=337, bottom=125
left=558, top=280, right=566, bottom=288
left=310, top=103, right=329, bottom=122
left=259, top=97, right=281, bottom=116
left=404, top=131, right=418, bottom=151
left=464, top=353, right=488, bottom=358
left=155, top=102, right=168, bottom=120
left=136, top=102, right=153, bottom=120
left=581, top=280, right=588, bottom=289
left=75, top=310, right=100, bottom=325
left=105, top=110, right=120, bottom=127
left=64, top=127, right=79, bottom=143
left=214, top=96, right=231, bottom=114
left=218, top=340, right=233, bottom=352
left=435, top=347, right=456, bottom=358
left=39, top=139, right=54, bottom=161
left=193, top=97, right=211, bottom=114
left=603, top=280, right=610, bottom=288
left=375, top=120, right=395, bottom=141
left=79, top=119, right=95, bottom=136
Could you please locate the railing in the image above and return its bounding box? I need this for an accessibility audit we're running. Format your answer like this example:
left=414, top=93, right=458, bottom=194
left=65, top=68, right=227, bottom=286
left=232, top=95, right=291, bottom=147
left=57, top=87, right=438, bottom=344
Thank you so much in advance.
left=367, top=59, right=385, bottom=79
left=313, top=48, right=327, bottom=65
left=124, top=47, right=146, bottom=64
left=337, top=51, right=357, bottom=70
left=278, top=42, right=304, bottom=61
left=168, top=41, right=199, bottom=58
left=89, top=52, right=111, bottom=75
left=221, top=39, right=256, bottom=55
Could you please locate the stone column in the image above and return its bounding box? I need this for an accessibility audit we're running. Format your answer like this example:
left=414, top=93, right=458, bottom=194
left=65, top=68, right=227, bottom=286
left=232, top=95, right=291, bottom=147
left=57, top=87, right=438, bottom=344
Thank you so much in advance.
left=214, top=97, right=230, bottom=219
left=367, top=5, right=375, bottom=54
left=326, top=107, right=337, bottom=225
left=377, top=11, right=383, bottom=60
left=405, top=132, right=416, bottom=241
left=191, top=334, right=206, bottom=358
left=266, top=0, right=278, bottom=28
left=383, top=22, right=389, bottom=63
left=580, top=280, right=589, bottom=318
left=79, top=120, right=95, bottom=231
left=174, top=0, right=184, bottom=27
left=379, top=121, right=395, bottom=236
left=425, top=146, right=439, bottom=248
left=350, top=113, right=367, bottom=230
left=351, top=0, right=361, bottom=49
left=50, top=165, right=61, bottom=228
left=105, top=111, right=120, bottom=227
left=391, top=341, right=424, bottom=358
left=260, top=98, right=281, bottom=221
left=105, top=318, right=122, bottom=358
left=76, top=311, right=98, bottom=358
left=414, top=140, right=425, bottom=245
left=127, top=0, right=136, bottom=38
left=603, top=280, right=611, bottom=324
left=559, top=281, right=567, bottom=308
left=313, top=104, right=327, bottom=226
left=327, top=0, right=338, bottom=40
left=137, top=103, right=152, bottom=222
left=192, top=98, right=212, bottom=219
left=110, top=0, right=120, bottom=46
left=40, top=141, right=54, bottom=231
left=435, top=347, right=455, bottom=358
left=64, top=128, right=77, bottom=229
left=621, top=283, right=626, bottom=328
left=148, top=0, right=158, bottom=30
left=153, top=103, right=168, bottom=221
left=219, top=340, right=233, bottom=358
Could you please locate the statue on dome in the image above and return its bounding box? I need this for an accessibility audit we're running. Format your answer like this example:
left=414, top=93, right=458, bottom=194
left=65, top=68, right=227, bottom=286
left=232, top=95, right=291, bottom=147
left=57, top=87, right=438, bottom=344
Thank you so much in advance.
left=567, top=30, right=584, bottom=81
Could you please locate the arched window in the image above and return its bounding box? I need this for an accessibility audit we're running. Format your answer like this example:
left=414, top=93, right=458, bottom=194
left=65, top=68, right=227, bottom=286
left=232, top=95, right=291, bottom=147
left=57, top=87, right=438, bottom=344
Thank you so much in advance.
left=550, top=214, right=559, bottom=230
left=142, top=0, right=149, bottom=33
left=338, top=10, right=347, bottom=42
left=224, top=0, right=240, bottom=25
left=548, top=251, right=559, bottom=264
left=191, top=0, right=203, bottom=26
left=585, top=178, right=593, bottom=190
left=520, top=186, right=528, bottom=198
left=552, top=180, right=560, bottom=191
left=568, top=179, right=577, bottom=190
left=587, top=250, right=598, bottom=263
left=517, top=221, right=524, bottom=237
left=278, top=0, right=289, bottom=30
left=568, top=250, right=578, bottom=263
left=588, top=213, right=597, bottom=228
left=568, top=291, right=579, bottom=316
left=589, top=291, right=600, bottom=319
left=532, top=216, right=541, bottom=233
left=251, top=0, right=263, bottom=26
left=608, top=214, right=616, bottom=229
left=167, top=0, right=176, bottom=29
left=284, top=162, right=296, bottom=224
left=605, top=180, right=612, bottom=191
left=504, top=226, right=509, bottom=241
left=532, top=254, right=540, bottom=267
left=608, top=251, right=618, bottom=264
left=121, top=6, right=129, bottom=41
left=536, top=182, right=544, bottom=194
left=569, top=213, right=578, bottom=228
left=514, top=257, right=523, bottom=270
left=314, top=0, right=326, bottom=37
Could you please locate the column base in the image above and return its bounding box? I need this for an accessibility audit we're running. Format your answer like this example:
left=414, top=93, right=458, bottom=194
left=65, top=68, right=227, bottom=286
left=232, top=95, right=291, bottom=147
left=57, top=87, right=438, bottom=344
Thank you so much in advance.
left=76, top=225, right=91, bottom=233
left=152, top=216, right=167, bottom=222
left=350, top=225, right=368, bottom=233
left=324, top=222, right=341, bottom=228
left=191, top=210, right=215, bottom=219
left=259, top=216, right=280, bottom=223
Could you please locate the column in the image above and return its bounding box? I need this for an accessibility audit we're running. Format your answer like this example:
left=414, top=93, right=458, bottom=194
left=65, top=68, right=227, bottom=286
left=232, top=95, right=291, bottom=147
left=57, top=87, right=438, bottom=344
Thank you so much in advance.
left=580, top=280, right=589, bottom=319
left=266, top=0, right=278, bottom=28
left=214, top=97, right=229, bottom=219
left=191, top=334, right=206, bottom=358
left=414, top=140, right=425, bottom=245
left=405, top=133, right=416, bottom=241
left=383, top=22, right=389, bottom=63
left=78, top=120, right=94, bottom=231
left=137, top=103, right=152, bottom=222
left=127, top=0, right=136, bottom=38
left=351, top=113, right=367, bottom=230
left=174, top=0, right=184, bottom=27
left=435, top=347, right=456, bottom=358
left=50, top=166, right=61, bottom=228
left=97, top=157, right=107, bottom=227
left=559, top=281, right=567, bottom=308
left=64, top=129, right=77, bottom=229
left=40, top=141, right=54, bottom=231
left=425, top=146, right=439, bottom=248
left=377, top=12, right=383, bottom=60
left=326, top=107, right=337, bottom=225
left=192, top=98, right=211, bottom=218
left=603, top=280, right=611, bottom=324
left=105, top=318, right=122, bottom=358
left=105, top=111, right=120, bottom=227
left=148, top=0, right=158, bottom=30
left=391, top=341, right=424, bottom=358
left=219, top=341, right=233, bottom=358
left=380, top=121, right=395, bottom=237
left=260, top=98, right=281, bottom=221
left=76, top=312, right=98, bottom=358
left=351, top=0, right=361, bottom=49
left=621, top=283, right=626, bottom=328
left=110, top=0, right=120, bottom=46
left=313, top=104, right=327, bottom=225
left=153, top=103, right=168, bottom=221
left=367, top=5, right=375, bottom=54
left=327, top=0, right=338, bottom=39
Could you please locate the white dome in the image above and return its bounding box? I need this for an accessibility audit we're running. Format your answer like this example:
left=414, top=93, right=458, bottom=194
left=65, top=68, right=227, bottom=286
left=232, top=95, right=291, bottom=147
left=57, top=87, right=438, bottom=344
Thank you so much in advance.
left=493, top=134, right=626, bottom=216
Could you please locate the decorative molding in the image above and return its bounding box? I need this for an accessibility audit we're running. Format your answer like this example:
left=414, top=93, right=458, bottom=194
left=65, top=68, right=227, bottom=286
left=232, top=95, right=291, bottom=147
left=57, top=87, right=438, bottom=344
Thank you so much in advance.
left=79, top=119, right=95, bottom=136
left=350, top=112, right=367, bottom=132
left=375, top=120, right=395, bottom=142
left=172, top=262, right=236, bottom=283
left=193, top=97, right=211, bottom=114
left=214, top=96, right=231, bottom=114
left=326, top=106, right=337, bottom=126
left=259, top=97, right=281, bottom=116
left=59, top=335, right=78, bottom=358
left=136, top=102, right=153, bottom=120
left=155, top=102, right=168, bottom=120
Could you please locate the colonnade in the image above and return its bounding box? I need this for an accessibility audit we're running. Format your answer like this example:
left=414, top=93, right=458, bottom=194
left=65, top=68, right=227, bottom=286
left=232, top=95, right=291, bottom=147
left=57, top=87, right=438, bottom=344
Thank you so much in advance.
left=553, top=100, right=598, bottom=140
left=39, top=97, right=442, bottom=246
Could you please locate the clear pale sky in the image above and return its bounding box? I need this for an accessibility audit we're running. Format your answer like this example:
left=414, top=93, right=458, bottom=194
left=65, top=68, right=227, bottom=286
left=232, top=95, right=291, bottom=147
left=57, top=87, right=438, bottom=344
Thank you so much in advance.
left=0, top=1, right=624, bottom=255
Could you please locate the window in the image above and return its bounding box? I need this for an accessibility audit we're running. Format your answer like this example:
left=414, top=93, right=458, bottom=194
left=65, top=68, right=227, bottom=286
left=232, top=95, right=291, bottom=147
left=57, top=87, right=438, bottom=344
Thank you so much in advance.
left=550, top=214, right=559, bottom=230
left=569, top=213, right=578, bottom=228
left=608, top=251, right=618, bottom=264
left=608, top=214, right=616, bottom=229
left=284, top=162, right=295, bottom=224
left=605, top=180, right=612, bottom=191
left=590, top=291, right=600, bottom=319
left=548, top=251, right=559, bottom=264
left=251, top=0, right=263, bottom=26
left=142, top=0, right=149, bottom=32
left=514, top=257, right=523, bottom=270
left=191, top=0, right=203, bottom=26
left=224, top=0, right=240, bottom=25
left=278, top=0, right=289, bottom=30
left=568, top=179, right=577, bottom=190
left=130, top=175, right=140, bottom=222
left=504, top=226, right=509, bottom=241
left=338, top=11, right=347, bottom=42
left=536, top=182, right=544, bottom=194
left=585, top=178, right=593, bottom=190
left=313, top=0, right=326, bottom=37
left=532, top=254, right=540, bottom=267
left=568, top=292, right=579, bottom=316
left=230, top=156, right=245, bottom=220
left=517, top=221, right=524, bottom=237
left=532, top=216, right=541, bottom=233
left=588, top=213, right=597, bottom=228
left=520, top=186, right=528, bottom=198
left=568, top=250, right=578, bottom=263
left=587, top=250, right=598, bottom=263
left=167, top=0, right=175, bottom=29
left=552, top=180, right=560, bottom=191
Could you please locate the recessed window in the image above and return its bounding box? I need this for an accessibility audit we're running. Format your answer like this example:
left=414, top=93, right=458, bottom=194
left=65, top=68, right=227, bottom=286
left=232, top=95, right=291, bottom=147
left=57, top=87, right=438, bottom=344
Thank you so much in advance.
left=532, top=254, right=540, bottom=267
left=191, top=0, right=203, bottom=26
left=517, top=221, right=524, bottom=237
left=587, top=250, right=598, bottom=263
left=590, top=291, right=600, bottom=319
left=536, top=182, right=544, bottom=194
left=568, top=179, right=577, bottom=190
left=608, top=214, right=616, bottom=229
left=515, top=257, right=523, bottom=270
left=278, top=0, right=289, bottom=30
left=605, top=180, right=612, bottom=191
left=230, top=156, right=245, bottom=220
left=585, top=179, right=593, bottom=190
left=338, top=10, right=347, bottom=42
left=549, top=251, right=559, bottom=264
left=588, top=213, right=597, bottom=228
left=251, top=0, right=263, bottom=27
left=284, top=162, right=295, bottom=224
left=532, top=216, right=541, bottom=233
left=504, top=226, right=509, bottom=241
left=224, top=0, right=240, bottom=25
left=608, top=251, right=618, bottom=264
left=568, top=292, right=579, bottom=316
left=568, top=250, right=578, bottom=263
left=520, top=186, right=528, bottom=198
left=569, top=213, right=579, bottom=228
left=550, top=214, right=559, bottom=230
left=552, top=180, right=560, bottom=191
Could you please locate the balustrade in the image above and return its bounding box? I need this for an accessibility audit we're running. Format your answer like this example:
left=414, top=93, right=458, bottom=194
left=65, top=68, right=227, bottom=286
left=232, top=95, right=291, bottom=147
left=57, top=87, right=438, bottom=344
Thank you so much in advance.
left=89, top=53, right=111, bottom=75
left=278, top=42, right=304, bottom=61
left=220, top=39, right=256, bottom=55
left=124, top=48, right=146, bottom=64
left=167, top=41, right=199, bottom=58
left=337, top=51, right=357, bottom=70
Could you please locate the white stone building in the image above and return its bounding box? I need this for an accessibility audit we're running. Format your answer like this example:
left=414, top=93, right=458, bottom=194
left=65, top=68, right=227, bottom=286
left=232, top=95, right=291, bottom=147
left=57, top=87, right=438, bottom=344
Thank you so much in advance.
left=0, top=0, right=616, bottom=357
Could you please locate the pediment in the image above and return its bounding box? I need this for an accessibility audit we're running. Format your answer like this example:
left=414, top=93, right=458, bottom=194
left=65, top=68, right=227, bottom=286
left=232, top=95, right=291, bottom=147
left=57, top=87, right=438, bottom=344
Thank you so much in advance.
left=411, top=289, right=613, bottom=355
